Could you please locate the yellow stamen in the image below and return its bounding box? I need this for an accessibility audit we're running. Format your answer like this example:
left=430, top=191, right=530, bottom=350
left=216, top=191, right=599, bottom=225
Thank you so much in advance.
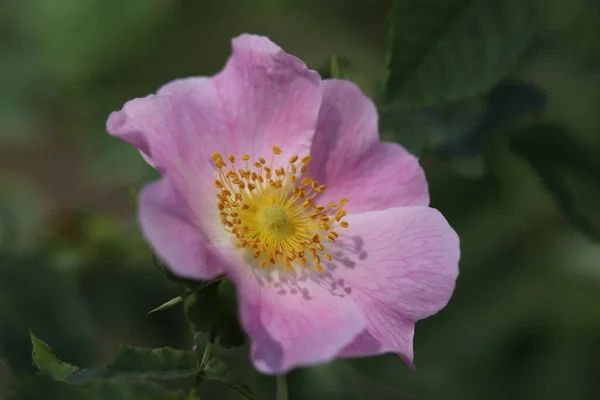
left=212, top=145, right=349, bottom=273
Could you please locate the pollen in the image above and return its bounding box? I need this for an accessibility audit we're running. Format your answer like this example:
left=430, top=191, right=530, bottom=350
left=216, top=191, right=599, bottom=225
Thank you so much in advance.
left=212, top=146, right=350, bottom=272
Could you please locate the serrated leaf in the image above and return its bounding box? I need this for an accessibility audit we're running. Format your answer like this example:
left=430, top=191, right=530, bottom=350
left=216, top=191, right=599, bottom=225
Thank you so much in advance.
left=385, top=0, right=534, bottom=108
left=510, top=124, right=600, bottom=241
left=200, top=359, right=259, bottom=400
left=11, top=376, right=186, bottom=400
left=67, top=345, right=198, bottom=384
left=109, top=345, right=197, bottom=371
left=30, top=331, right=78, bottom=380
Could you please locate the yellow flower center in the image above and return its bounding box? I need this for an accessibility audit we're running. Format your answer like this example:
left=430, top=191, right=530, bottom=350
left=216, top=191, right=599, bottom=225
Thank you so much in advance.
left=212, top=145, right=349, bottom=272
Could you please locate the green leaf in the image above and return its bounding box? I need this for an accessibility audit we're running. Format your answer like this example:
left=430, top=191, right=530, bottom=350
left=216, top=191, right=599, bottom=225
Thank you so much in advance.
left=10, top=376, right=186, bottom=400
left=185, top=281, right=221, bottom=333
left=215, top=280, right=245, bottom=349
left=30, top=331, right=78, bottom=380
left=108, top=345, right=197, bottom=371
left=385, top=0, right=534, bottom=108
left=148, top=295, right=185, bottom=315
left=200, top=358, right=259, bottom=400
left=66, top=345, right=199, bottom=384
left=429, top=80, right=546, bottom=158
left=510, top=124, right=600, bottom=241
left=185, top=279, right=245, bottom=349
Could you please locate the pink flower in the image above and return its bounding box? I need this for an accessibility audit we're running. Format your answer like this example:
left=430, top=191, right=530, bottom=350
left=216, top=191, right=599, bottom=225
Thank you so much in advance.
left=107, top=34, right=460, bottom=374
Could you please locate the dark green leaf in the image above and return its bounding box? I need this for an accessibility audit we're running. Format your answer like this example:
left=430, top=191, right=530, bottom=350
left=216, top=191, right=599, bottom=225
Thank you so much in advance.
left=378, top=107, right=432, bottom=156
left=200, top=358, right=259, bottom=400
left=185, top=281, right=221, bottom=333
left=385, top=0, right=534, bottom=108
left=380, top=79, right=546, bottom=179
left=510, top=124, right=600, bottom=241
left=108, top=345, right=197, bottom=371
left=429, top=80, right=546, bottom=158
left=10, top=376, right=186, bottom=400
left=185, top=279, right=245, bottom=349
left=215, top=280, right=245, bottom=349
left=30, top=331, right=78, bottom=380
left=68, top=345, right=198, bottom=384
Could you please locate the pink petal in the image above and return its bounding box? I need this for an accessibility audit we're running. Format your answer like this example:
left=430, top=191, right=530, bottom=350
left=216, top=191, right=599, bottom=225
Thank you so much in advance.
left=326, top=206, right=460, bottom=364
left=224, top=258, right=366, bottom=374
left=138, top=176, right=226, bottom=280
left=309, top=79, right=429, bottom=213
left=108, top=34, right=321, bottom=177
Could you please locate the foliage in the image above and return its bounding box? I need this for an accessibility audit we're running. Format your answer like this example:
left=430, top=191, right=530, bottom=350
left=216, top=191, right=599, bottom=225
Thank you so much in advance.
left=385, top=0, right=534, bottom=108
left=510, top=124, right=600, bottom=241
left=17, top=333, right=259, bottom=400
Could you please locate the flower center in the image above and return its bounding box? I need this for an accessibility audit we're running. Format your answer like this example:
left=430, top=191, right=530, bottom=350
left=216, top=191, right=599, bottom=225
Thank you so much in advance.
left=211, top=145, right=349, bottom=272
left=257, top=204, right=292, bottom=238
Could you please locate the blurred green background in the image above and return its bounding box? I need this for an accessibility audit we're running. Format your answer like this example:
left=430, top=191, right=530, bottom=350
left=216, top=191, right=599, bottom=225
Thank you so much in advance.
left=1, top=0, right=600, bottom=399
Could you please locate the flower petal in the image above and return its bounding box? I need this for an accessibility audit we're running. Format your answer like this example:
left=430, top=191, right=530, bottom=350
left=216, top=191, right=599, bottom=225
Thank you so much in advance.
left=107, top=34, right=321, bottom=175
left=224, top=259, right=366, bottom=374
left=323, top=206, right=459, bottom=363
left=208, top=34, right=321, bottom=160
left=138, top=176, right=226, bottom=280
left=309, top=79, right=429, bottom=212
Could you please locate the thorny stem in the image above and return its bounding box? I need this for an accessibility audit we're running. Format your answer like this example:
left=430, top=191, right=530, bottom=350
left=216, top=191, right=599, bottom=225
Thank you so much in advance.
left=276, top=374, right=288, bottom=400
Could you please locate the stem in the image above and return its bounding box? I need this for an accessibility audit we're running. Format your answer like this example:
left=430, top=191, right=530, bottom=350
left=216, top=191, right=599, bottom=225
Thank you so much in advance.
left=200, top=328, right=216, bottom=368
left=276, top=374, right=288, bottom=400
left=194, top=328, right=217, bottom=393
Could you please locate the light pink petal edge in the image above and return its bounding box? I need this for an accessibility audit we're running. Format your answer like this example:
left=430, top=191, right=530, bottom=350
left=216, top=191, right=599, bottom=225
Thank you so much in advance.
left=330, top=206, right=460, bottom=364
left=138, top=176, right=226, bottom=280
left=220, top=253, right=366, bottom=374
left=309, top=79, right=429, bottom=213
